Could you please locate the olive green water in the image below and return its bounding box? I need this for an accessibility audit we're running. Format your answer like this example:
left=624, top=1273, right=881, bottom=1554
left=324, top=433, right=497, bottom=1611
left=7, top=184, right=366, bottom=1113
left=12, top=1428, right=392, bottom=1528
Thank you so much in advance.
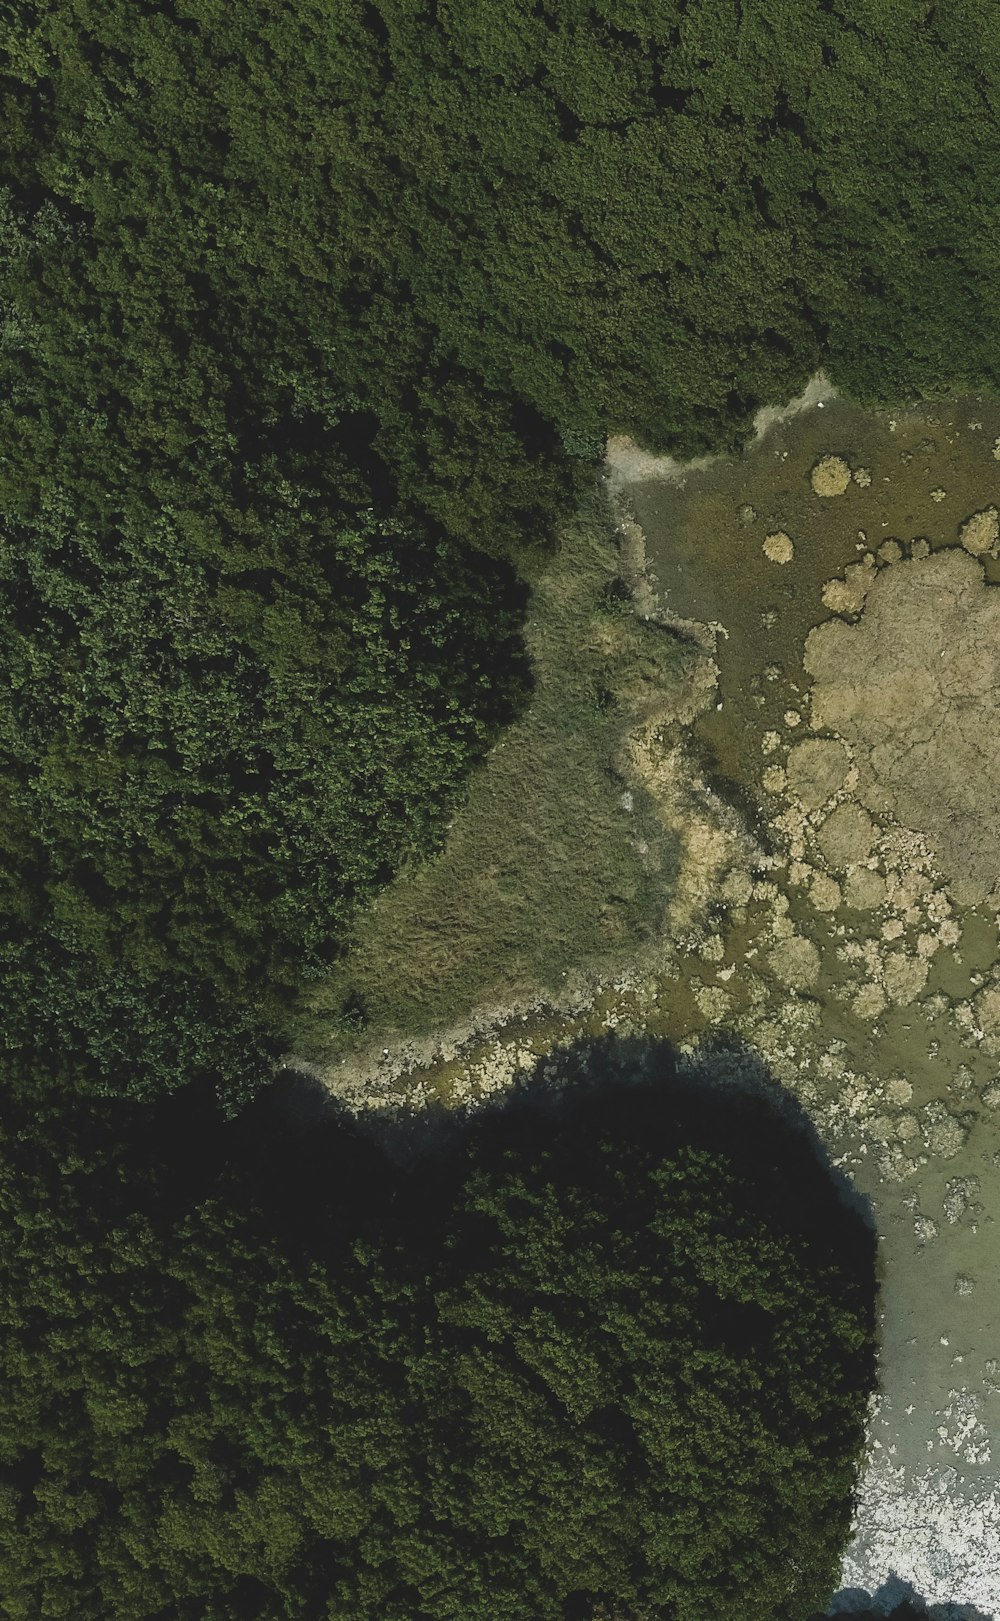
left=627, top=387, right=1000, bottom=1611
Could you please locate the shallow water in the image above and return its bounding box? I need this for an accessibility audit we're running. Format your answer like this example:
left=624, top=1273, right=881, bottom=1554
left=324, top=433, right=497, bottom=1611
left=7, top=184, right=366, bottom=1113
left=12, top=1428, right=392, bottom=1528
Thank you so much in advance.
left=625, top=385, right=1000, bottom=1614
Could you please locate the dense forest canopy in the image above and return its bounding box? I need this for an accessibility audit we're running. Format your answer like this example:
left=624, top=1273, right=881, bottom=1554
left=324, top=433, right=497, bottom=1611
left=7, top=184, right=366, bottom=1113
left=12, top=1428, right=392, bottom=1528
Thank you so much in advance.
left=1, top=0, right=998, bottom=1100
left=0, top=3, right=990, bottom=1610
left=0, top=1061, right=877, bottom=1621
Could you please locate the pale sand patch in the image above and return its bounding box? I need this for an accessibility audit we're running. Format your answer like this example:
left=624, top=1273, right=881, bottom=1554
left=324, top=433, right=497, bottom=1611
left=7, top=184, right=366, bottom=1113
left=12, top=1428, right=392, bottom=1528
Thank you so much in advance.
left=809, top=872, right=842, bottom=913
left=853, top=982, right=887, bottom=1019
left=817, top=803, right=877, bottom=870
left=822, top=559, right=876, bottom=616
left=786, top=738, right=850, bottom=810
left=763, top=530, right=794, bottom=563
left=767, top=933, right=821, bottom=989
left=750, top=369, right=837, bottom=440
left=844, top=868, right=888, bottom=910
left=958, top=505, right=999, bottom=557
left=811, top=454, right=852, bottom=496
left=883, top=950, right=929, bottom=1006
left=605, top=375, right=836, bottom=491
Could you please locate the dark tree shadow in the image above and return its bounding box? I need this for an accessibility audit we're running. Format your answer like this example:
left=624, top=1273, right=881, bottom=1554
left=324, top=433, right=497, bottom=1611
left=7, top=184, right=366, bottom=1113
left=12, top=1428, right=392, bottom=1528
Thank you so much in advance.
left=229, top=1028, right=878, bottom=1301
left=43, top=1027, right=883, bottom=1620
left=822, top=1572, right=993, bottom=1621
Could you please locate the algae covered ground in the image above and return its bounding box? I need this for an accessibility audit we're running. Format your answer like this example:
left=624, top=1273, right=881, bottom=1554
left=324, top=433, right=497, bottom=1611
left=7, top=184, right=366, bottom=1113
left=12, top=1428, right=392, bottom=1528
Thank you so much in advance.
left=294, top=377, right=1000, bottom=1612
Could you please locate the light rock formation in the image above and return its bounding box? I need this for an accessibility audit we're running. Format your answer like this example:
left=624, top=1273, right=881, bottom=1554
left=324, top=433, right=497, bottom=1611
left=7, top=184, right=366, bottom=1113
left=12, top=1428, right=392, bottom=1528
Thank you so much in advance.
left=763, top=530, right=794, bottom=563
left=805, top=547, right=1000, bottom=907
left=786, top=738, right=850, bottom=810
left=958, top=505, right=999, bottom=557
left=816, top=803, right=878, bottom=870
left=811, top=454, right=853, bottom=496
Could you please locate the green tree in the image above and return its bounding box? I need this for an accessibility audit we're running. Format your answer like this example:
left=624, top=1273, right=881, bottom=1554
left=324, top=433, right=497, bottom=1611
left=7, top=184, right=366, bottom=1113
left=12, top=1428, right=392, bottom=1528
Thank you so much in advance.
left=0, top=1054, right=877, bottom=1620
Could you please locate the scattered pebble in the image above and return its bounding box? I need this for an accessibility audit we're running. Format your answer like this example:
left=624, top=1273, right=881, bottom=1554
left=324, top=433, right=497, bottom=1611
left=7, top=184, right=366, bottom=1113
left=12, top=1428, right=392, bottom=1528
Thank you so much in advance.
left=931, top=487, right=947, bottom=502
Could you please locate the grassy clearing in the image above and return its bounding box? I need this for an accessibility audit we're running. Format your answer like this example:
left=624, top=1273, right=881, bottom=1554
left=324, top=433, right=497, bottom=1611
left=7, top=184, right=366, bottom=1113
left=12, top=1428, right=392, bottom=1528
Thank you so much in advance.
left=293, top=490, right=696, bottom=1064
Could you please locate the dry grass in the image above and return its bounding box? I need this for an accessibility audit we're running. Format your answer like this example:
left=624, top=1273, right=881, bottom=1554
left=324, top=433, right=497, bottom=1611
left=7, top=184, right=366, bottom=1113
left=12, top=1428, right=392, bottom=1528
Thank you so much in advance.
left=292, top=491, right=694, bottom=1063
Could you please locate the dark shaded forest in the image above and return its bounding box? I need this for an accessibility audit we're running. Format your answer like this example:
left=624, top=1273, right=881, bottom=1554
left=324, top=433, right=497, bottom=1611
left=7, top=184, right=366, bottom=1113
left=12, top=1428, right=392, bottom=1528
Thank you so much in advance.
left=0, top=1042, right=878, bottom=1619
left=0, top=0, right=994, bottom=1614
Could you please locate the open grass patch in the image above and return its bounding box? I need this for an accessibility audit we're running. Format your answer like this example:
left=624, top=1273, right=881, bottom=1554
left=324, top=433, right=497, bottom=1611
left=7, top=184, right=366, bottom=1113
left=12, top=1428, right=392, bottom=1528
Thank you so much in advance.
left=294, top=492, right=696, bottom=1062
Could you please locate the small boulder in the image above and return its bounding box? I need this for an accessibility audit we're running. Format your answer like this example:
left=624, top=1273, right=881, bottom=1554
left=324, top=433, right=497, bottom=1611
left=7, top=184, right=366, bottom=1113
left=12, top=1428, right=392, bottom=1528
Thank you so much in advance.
left=810, top=454, right=852, bottom=496
left=763, top=530, right=794, bottom=563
